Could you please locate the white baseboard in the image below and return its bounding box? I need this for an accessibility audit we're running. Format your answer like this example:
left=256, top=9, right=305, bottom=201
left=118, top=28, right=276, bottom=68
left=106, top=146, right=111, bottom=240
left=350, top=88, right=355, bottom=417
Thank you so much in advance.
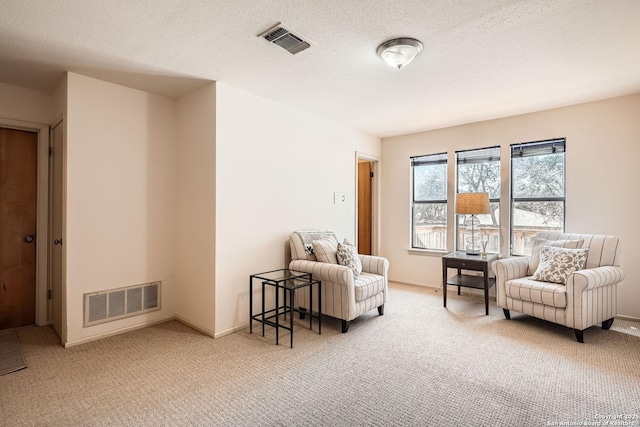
left=63, top=315, right=175, bottom=348
left=616, top=314, right=640, bottom=322
left=214, top=323, right=247, bottom=339
left=61, top=298, right=638, bottom=348
left=390, top=279, right=440, bottom=289
left=390, top=279, right=497, bottom=299
left=174, top=315, right=216, bottom=338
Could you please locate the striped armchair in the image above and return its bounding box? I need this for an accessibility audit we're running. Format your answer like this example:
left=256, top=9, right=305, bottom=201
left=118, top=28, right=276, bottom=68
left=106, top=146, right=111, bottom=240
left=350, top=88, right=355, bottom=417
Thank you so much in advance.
left=289, top=231, right=389, bottom=333
left=493, top=232, right=624, bottom=343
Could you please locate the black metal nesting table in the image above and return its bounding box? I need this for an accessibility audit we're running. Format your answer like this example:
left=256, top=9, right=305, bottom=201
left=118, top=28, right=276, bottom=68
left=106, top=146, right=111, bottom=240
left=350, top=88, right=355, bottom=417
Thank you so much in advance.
left=249, top=269, right=321, bottom=348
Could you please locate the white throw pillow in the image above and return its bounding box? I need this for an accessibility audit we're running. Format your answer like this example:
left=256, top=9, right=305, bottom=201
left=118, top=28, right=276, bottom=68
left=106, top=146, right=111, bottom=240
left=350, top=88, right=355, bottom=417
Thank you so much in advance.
left=528, top=238, right=584, bottom=275
left=312, top=238, right=339, bottom=264
left=531, top=246, right=588, bottom=284
left=336, top=241, right=362, bottom=277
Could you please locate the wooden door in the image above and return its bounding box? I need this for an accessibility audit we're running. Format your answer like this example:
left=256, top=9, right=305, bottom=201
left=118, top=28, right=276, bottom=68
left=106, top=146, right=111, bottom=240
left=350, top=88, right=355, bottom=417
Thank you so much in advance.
left=357, top=161, right=372, bottom=255
left=50, top=122, right=63, bottom=337
left=0, top=127, right=38, bottom=329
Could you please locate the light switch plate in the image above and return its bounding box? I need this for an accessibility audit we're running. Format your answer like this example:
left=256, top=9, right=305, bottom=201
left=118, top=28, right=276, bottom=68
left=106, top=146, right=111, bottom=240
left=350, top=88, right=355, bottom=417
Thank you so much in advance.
left=334, top=192, right=346, bottom=204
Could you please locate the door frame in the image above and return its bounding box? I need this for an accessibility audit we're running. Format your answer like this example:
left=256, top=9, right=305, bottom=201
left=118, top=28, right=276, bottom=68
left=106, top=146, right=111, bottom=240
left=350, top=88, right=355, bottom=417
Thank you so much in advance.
left=0, top=117, right=50, bottom=326
left=354, top=151, right=380, bottom=255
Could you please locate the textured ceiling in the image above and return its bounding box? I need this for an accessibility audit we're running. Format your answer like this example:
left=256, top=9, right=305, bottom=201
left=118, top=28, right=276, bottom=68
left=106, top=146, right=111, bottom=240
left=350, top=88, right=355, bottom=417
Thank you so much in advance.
left=1, top=0, right=639, bottom=137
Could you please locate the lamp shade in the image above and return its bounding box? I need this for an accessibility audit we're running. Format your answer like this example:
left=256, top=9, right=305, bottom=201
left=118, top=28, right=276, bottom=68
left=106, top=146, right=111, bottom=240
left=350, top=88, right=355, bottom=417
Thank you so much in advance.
left=456, top=192, right=490, bottom=215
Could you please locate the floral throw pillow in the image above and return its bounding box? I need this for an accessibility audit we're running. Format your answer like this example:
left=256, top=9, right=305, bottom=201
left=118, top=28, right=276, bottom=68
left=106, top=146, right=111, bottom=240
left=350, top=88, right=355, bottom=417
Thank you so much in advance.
left=336, top=240, right=362, bottom=277
left=528, top=238, right=584, bottom=275
left=531, top=246, right=589, bottom=284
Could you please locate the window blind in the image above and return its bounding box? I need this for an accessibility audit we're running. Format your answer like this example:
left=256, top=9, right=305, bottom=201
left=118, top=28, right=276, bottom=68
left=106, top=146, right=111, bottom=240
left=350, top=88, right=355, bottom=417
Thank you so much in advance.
left=411, top=152, right=447, bottom=167
left=511, top=138, right=565, bottom=158
left=456, top=146, right=500, bottom=164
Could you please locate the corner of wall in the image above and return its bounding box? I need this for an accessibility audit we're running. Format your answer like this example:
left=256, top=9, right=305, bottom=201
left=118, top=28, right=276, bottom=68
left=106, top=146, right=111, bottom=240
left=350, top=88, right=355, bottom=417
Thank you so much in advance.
left=174, top=82, right=217, bottom=333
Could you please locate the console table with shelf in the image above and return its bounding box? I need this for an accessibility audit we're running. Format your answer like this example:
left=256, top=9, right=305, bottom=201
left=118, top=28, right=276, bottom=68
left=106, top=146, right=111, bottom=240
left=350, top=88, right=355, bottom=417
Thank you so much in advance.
left=442, top=251, right=498, bottom=315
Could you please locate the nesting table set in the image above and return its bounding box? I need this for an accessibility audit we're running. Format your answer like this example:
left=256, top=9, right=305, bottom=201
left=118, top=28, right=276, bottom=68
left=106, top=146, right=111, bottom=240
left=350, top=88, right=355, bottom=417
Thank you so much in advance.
left=249, top=269, right=321, bottom=348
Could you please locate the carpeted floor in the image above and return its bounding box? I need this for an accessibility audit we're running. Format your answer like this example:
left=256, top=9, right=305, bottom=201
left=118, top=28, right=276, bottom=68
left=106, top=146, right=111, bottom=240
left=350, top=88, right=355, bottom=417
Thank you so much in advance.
left=1, top=282, right=639, bottom=426
left=0, top=328, right=27, bottom=376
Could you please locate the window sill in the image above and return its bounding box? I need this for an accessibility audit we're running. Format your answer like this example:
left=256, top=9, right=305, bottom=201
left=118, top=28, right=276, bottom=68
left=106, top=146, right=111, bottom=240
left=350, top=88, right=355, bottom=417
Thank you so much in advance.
left=407, top=248, right=448, bottom=257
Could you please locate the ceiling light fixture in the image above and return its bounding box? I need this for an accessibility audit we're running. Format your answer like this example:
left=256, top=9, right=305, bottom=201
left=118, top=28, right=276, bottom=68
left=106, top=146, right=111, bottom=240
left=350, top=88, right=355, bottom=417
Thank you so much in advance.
left=377, top=38, right=423, bottom=70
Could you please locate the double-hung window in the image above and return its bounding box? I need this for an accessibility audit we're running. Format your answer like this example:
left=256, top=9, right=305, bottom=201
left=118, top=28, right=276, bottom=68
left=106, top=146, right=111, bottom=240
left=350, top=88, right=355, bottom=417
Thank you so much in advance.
left=456, top=146, right=501, bottom=253
left=411, top=153, right=447, bottom=250
left=510, top=138, right=566, bottom=255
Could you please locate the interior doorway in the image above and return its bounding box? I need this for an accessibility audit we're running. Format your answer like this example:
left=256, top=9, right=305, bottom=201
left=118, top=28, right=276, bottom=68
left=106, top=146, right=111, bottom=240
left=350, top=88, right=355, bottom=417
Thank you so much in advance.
left=355, top=152, right=380, bottom=256
left=0, top=119, right=50, bottom=329
left=49, top=120, right=63, bottom=338
left=0, top=127, right=38, bottom=329
left=357, top=160, right=373, bottom=255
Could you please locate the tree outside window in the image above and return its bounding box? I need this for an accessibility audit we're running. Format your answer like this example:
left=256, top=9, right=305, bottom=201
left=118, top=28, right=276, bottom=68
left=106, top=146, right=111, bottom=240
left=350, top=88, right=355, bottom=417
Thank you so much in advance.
left=411, top=153, right=447, bottom=250
left=511, top=139, right=566, bottom=255
left=456, top=147, right=500, bottom=253
left=409, top=139, right=565, bottom=256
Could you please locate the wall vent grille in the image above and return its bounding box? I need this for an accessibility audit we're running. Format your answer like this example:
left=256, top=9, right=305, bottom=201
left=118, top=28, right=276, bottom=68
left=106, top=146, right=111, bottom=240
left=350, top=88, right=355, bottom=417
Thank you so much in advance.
left=258, top=23, right=311, bottom=55
left=84, top=281, right=161, bottom=327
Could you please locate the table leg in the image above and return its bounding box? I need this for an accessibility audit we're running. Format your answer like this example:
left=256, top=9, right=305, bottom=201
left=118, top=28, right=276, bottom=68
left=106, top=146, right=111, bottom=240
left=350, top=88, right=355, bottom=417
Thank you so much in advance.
left=261, top=282, right=265, bottom=336
left=457, top=268, right=461, bottom=295
left=275, top=283, right=280, bottom=345
left=442, top=262, right=447, bottom=308
left=484, top=265, right=489, bottom=315
left=309, top=283, right=313, bottom=330
left=249, top=276, right=253, bottom=334
left=318, top=281, right=322, bottom=335
left=290, top=288, right=294, bottom=348
left=282, top=286, right=286, bottom=321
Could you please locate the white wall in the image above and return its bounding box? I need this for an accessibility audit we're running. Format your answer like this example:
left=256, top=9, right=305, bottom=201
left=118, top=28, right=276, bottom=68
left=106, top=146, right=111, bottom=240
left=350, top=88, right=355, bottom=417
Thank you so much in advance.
left=65, top=73, right=178, bottom=345
left=215, top=83, right=381, bottom=336
left=381, top=93, right=640, bottom=319
left=0, top=82, right=52, bottom=124
left=175, top=82, right=217, bottom=335
left=51, top=76, right=67, bottom=123
left=0, top=76, right=381, bottom=342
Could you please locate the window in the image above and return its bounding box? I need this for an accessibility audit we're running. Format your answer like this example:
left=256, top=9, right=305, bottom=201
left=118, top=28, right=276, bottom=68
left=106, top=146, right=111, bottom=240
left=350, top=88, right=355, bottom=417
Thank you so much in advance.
left=456, top=147, right=500, bottom=253
left=411, top=153, right=447, bottom=250
left=510, top=138, right=566, bottom=255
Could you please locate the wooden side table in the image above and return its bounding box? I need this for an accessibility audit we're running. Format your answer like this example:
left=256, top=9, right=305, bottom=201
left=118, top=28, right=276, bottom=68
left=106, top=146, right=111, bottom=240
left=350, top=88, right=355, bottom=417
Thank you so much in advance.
left=442, top=252, right=498, bottom=315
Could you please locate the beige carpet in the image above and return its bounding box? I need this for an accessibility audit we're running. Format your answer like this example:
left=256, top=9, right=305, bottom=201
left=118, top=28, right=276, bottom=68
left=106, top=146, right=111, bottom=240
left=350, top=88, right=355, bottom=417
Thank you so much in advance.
left=0, top=328, right=26, bottom=376
left=1, top=282, right=639, bottom=426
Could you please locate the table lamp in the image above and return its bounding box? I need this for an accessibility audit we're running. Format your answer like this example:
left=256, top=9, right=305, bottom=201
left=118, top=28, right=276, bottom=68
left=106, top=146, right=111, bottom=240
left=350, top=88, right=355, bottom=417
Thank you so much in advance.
left=456, top=192, right=490, bottom=255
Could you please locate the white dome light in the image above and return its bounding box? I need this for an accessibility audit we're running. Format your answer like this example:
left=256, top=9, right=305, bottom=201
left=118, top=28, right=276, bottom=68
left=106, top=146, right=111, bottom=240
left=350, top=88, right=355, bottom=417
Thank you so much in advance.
left=377, top=38, right=423, bottom=70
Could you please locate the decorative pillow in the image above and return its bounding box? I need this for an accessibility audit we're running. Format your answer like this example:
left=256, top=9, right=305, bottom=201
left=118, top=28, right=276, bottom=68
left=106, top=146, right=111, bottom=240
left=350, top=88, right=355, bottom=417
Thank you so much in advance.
left=293, top=231, right=337, bottom=261
left=531, top=246, right=588, bottom=284
left=312, top=238, right=339, bottom=264
left=528, top=238, right=584, bottom=275
left=336, top=242, right=362, bottom=277
left=343, top=238, right=355, bottom=247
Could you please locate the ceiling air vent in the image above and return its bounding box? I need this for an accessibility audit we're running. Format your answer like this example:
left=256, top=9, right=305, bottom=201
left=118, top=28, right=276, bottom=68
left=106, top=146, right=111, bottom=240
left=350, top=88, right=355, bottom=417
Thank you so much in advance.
left=258, top=23, right=311, bottom=55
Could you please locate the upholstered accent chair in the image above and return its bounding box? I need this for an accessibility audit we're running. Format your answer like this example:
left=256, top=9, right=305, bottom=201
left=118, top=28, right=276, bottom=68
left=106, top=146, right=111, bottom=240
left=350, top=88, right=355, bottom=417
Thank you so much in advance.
left=289, top=231, right=389, bottom=333
left=493, top=232, right=624, bottom=343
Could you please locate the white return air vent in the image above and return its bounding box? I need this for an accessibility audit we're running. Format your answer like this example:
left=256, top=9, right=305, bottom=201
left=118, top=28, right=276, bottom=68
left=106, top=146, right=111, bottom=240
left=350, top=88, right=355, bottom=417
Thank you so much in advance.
left=258, top=23, right=312, bottom=55
left=84, top=281, right=161, bottom=327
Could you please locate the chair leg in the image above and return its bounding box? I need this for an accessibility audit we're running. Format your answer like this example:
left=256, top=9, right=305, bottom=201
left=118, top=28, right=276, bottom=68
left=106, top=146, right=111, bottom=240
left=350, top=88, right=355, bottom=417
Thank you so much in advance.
left=601, top=318, right=614, bottom=330
left=341, top=320, right=350, bottom=333
left=503, top=309, right=511, bottom=320
left=377, top=304, right=384, bottom=316
left=574, top=329, right=584, bottom=343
